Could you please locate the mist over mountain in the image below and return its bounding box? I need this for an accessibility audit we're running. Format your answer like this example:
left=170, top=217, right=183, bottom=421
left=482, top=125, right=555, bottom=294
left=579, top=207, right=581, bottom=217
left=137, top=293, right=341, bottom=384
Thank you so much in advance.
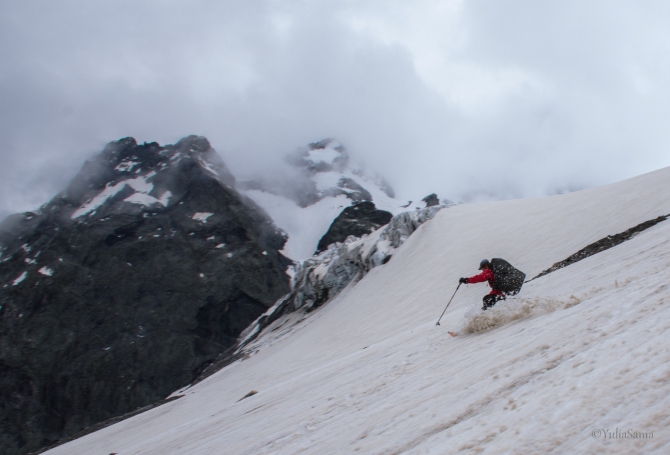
left=237, top=138, right=431, bottom=259
left=4, top=2, right=670, bottom=227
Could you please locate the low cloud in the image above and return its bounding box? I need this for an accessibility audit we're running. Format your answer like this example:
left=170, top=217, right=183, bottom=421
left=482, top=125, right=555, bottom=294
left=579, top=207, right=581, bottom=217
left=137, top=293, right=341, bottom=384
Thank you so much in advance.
left=1, top=0, right=670, bottom=219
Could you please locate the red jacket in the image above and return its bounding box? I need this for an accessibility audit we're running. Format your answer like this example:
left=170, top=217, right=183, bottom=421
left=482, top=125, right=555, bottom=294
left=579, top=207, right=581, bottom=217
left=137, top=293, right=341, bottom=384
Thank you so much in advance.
left=467, top=268, right=503, bottom=296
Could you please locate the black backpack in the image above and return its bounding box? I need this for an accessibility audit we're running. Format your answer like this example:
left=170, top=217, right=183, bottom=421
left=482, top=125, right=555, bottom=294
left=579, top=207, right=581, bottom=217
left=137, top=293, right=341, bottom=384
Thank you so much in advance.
left=490, top=258, right=526, bottom=296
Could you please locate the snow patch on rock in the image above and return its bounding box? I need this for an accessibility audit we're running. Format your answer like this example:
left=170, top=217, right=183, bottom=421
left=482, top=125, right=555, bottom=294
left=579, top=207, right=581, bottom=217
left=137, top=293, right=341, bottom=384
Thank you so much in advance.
left=198, top=156, right=219, bottom=177
left=72, top=173, right=168, bottom=219
left=12, top=271, right=27, bottom=286
left=38, top=266, right=54, bottom=277
left=124, top=190, right=171, bottom=207
left=192, top=212, right=214, bottom=223
left=115, top=160, right=140, bottom=172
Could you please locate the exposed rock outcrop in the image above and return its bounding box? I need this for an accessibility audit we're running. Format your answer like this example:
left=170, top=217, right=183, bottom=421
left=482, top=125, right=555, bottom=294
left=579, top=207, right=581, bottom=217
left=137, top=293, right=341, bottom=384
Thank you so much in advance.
left=528, top=214, right=670, bottom=282
left=316, top=201, right=393, bottom=253
left=0, top=136, right=291, bottom=455
left=422, top=193, right=440, bottom=207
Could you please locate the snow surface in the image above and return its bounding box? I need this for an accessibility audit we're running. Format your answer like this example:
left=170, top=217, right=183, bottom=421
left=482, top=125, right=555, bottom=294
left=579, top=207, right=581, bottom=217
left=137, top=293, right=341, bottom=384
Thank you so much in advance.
left=115, top=160, right=140, bottom=172
left=192, top=212, right=214, bottom=223
left=243, top=190, right=352, bottom=259
left=124, top=191, right=171, bottom=207
left=12, top=271, right=27, bottom=286
left=38, top=266, right=54, bottom=276
left=47, top=166, right=670, bottom=454
left=198, top=156, right=219, bottom=177
left=243, top=173, right=406, bottom=260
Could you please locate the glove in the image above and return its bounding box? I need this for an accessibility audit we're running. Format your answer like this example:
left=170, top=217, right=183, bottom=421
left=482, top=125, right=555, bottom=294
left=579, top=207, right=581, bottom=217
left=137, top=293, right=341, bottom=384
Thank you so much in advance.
left=459, top=277, right=468, bottom=284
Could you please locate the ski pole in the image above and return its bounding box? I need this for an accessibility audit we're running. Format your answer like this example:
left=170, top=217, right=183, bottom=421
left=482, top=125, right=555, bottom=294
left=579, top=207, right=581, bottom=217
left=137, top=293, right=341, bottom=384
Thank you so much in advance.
left=436, top=282, right=461, bottom=326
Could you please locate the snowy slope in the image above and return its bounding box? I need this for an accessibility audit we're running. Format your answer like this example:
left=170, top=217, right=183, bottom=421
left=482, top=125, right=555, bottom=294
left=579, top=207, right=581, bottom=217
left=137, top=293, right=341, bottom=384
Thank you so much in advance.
left=47, top=166, right=670, bottom=454
left=241, top=190, right=352, bottom=260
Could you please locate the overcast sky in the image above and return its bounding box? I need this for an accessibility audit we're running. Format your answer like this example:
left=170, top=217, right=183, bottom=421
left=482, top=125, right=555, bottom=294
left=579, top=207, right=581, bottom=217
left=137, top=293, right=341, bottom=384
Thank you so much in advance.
left=2, top=0, right=670, bottom=220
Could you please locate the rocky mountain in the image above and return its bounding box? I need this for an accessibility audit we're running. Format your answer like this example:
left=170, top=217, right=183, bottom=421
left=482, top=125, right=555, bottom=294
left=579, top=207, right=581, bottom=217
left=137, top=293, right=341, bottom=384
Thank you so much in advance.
left=238, top=139, right=409, bottom=260
left=0, top=136, right=291, bottom=455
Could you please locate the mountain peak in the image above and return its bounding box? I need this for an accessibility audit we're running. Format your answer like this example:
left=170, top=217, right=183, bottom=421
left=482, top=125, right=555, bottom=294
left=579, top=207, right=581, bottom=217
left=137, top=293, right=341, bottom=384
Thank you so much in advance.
left=287, top=138, right=349, bottom=174
left=60, top=136, right=236, bottom=222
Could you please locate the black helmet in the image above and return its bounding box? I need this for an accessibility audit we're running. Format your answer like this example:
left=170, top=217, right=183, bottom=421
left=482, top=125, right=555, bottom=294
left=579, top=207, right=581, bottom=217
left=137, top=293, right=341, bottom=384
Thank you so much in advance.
left=479, top=259, right=490, bottom=270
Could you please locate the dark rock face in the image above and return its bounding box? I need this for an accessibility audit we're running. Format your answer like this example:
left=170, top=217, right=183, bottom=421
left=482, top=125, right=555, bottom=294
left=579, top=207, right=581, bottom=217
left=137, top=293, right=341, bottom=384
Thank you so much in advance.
left=316, top=201, right=392, bottom=253
left=422, top=193, right=440, bottom=207
left=0, top=136, right=291, bottom=455
left=335, top=178, right=372, bottom=202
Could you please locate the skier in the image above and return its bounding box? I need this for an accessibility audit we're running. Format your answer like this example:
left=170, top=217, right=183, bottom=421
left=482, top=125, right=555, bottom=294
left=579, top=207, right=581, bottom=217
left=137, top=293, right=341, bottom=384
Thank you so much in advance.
left=459, top=259, right=505, bottom=310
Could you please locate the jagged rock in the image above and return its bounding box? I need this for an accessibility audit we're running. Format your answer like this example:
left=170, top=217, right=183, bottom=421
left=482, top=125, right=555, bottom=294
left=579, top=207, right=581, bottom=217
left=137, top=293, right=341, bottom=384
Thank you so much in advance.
left=316, top=201, right=392, bottom=253
left=0, top=136, right=291, bottom=455
left=422, top=193, right=440, bottom=207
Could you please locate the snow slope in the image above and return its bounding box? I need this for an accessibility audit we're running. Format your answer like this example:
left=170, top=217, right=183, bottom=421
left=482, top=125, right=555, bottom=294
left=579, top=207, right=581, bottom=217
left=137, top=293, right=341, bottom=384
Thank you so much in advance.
left=242, top=190, right=353, bottom=260
left=47, top=166, right=670, bottom=454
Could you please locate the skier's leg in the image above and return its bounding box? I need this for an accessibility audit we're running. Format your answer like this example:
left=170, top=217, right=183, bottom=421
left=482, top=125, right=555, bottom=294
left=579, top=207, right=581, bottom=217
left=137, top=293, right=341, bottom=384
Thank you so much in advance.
left=483, top=294, right=503, bottom=310
left=482, top=295, right=494, bottom=310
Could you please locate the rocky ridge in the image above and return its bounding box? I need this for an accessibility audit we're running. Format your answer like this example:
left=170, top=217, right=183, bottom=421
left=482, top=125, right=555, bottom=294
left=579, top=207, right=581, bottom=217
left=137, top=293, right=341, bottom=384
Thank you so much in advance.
left=316, top=201, right=393, bottom=254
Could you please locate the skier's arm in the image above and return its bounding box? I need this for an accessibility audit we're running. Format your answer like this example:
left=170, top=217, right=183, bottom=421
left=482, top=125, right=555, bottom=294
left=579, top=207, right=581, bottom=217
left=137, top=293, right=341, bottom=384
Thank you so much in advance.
left=467, top=268, right=493, bottom=284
